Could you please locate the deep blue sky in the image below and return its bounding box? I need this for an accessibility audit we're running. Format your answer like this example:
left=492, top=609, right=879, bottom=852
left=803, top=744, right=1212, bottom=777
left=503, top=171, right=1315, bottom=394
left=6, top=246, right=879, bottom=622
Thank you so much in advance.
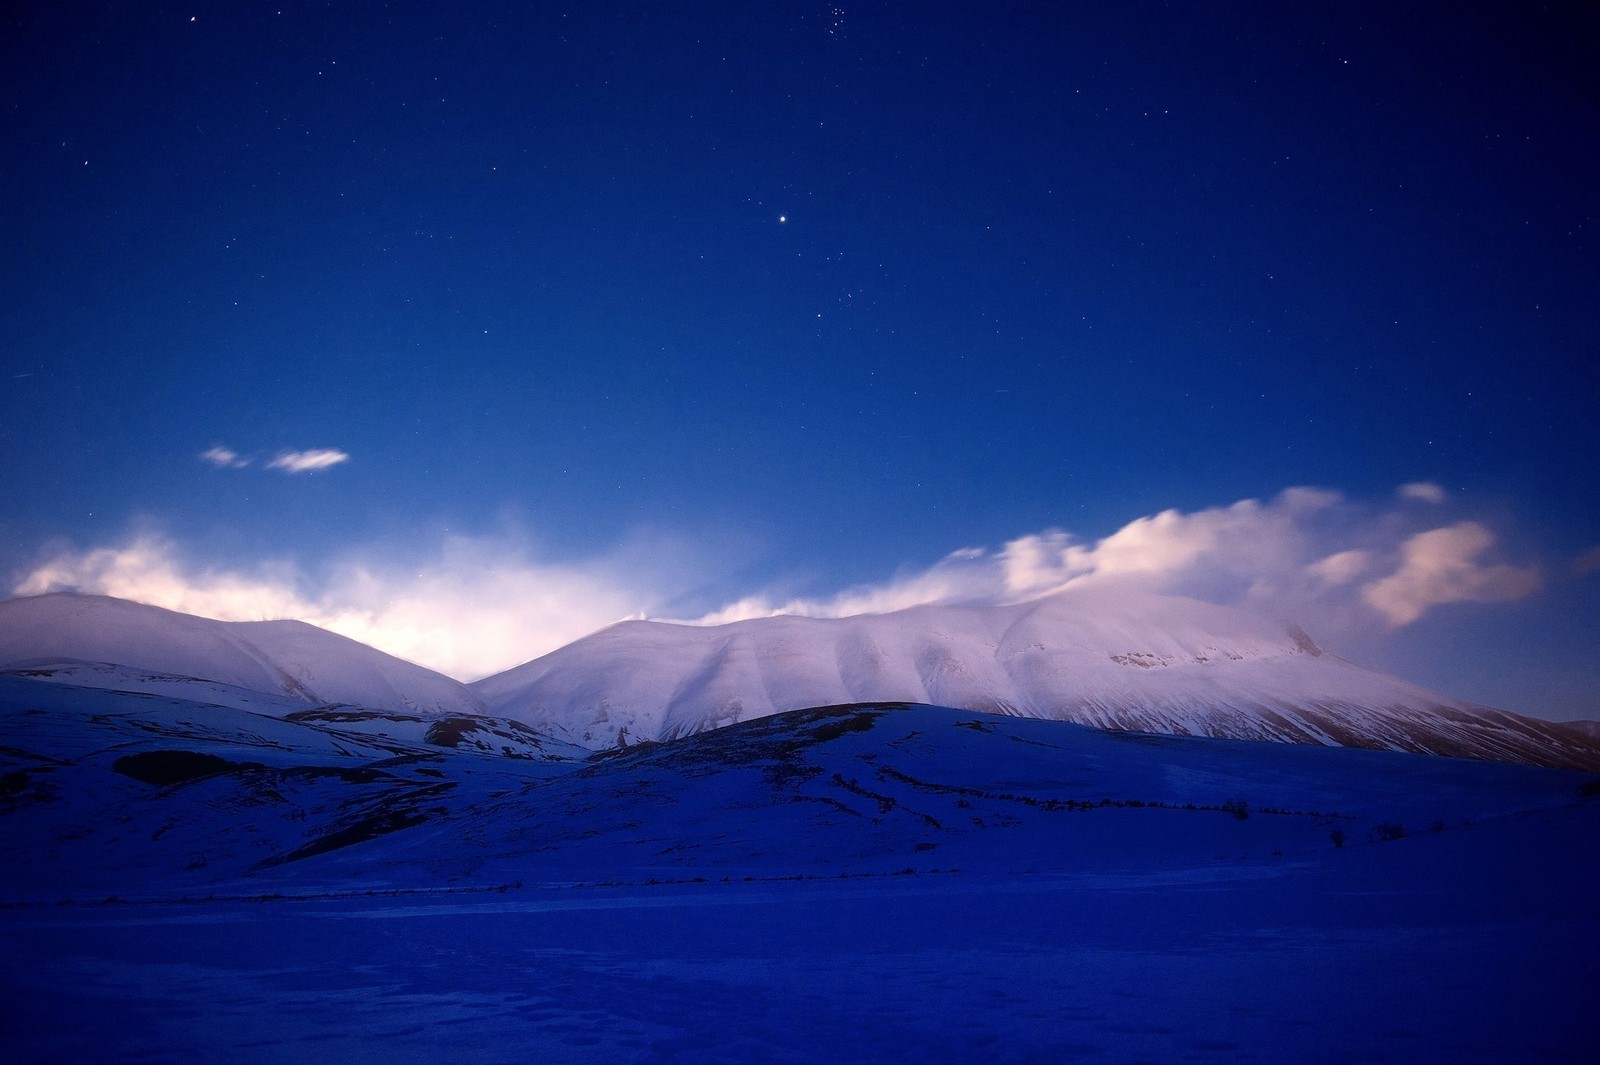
left=3, top=3, right=1597, bottom=713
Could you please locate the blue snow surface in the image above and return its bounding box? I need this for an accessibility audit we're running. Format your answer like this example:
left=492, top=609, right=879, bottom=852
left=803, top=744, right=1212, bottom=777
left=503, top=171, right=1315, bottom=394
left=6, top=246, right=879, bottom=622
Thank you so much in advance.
left=2, top=674, right=1597, bottom=1063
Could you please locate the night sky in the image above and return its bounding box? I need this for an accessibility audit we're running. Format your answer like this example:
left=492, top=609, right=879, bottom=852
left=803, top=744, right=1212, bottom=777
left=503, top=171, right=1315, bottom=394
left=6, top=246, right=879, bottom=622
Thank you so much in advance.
left=3, top=3, right=1597, bottom=716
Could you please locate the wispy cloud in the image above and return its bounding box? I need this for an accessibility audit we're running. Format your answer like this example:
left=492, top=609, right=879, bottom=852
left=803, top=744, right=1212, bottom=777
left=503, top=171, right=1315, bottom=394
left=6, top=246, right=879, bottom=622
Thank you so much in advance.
left=1362, top=522, right=1541, bottom=625
left=1398, top=481, right=1447, bottom=504
left=200, top=445, right=350, bottom=473
left=683, top=487, right=1543, bottom=636
left=200, top=446, right=250, bottom=469
left=266, top=449, right=350, bottom=473
left=12, top=532, right=673, bottom=680
left=9, top=485, right=1549, bottom=679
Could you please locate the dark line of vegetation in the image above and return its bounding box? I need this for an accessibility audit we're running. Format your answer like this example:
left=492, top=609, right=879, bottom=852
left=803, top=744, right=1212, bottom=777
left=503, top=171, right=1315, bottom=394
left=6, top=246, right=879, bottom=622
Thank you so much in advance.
left=871, top=764, right=1348, bottom=820
left=830, top=773, right=943, bottom=828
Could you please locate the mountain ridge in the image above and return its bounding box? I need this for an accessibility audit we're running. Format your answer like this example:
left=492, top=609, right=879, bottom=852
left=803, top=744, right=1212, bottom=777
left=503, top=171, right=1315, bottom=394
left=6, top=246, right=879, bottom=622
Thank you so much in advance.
left=473, top=587, right=1600, bottom=771
left=6, top=589, right=1598, bottom=771
left=0, top=592, right=484, bottom=716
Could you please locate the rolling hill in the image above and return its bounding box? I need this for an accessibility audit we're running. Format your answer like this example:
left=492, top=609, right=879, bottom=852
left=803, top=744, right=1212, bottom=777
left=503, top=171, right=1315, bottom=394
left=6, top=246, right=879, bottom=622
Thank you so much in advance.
left=0, top=592, right=484, bottom=716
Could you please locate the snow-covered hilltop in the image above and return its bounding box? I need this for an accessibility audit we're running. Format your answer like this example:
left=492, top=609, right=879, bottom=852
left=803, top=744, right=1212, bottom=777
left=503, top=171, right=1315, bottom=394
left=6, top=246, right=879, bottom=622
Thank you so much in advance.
left=474, top=588, right=1600, bottom=770
left=0, top=593, right=484, bottom=716
left=5, top=589, right=1596, bottom=771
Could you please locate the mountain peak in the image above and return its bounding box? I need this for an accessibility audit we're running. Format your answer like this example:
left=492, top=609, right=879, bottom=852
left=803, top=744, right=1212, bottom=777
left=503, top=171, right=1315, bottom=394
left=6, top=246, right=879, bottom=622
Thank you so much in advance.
left=0, top=592, right=484, bottom=716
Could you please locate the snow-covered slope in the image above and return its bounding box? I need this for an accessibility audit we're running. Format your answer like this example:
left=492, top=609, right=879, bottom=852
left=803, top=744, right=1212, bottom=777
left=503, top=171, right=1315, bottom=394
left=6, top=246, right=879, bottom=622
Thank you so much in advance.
left=364, top=701, right=1598, bottom=886
left=474, top=588, right=1600, bottom=770
left=6, top=674, right=1594, bottom=900
left=0, top=672, right=577, bottom=901
left=6, top=687, right=1597, bottom=1062
left=2, top=660, right=321, bottom=716
left=0, top=593, right=484, bottom=716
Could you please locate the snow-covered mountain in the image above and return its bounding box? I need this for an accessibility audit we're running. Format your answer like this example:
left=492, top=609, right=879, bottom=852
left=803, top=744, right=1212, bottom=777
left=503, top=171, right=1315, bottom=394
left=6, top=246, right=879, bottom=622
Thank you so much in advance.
left=474, top=588, right=1600, bottom=770
left=0, top=593, right=485, bottom=716
left=7, top=589, right=1595, bottom=771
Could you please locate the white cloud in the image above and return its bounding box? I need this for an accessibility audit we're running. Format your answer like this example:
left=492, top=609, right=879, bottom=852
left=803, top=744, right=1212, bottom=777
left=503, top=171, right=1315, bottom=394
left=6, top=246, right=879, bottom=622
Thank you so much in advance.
left=200, top=446, right=249, bottom=469
left=200, top=445, right=350, bottom=472
left=1307, top=549, right=1371, bottom=587
left=681, top=486, right=1540, bottom=636
left=10, top=485, right=1547, bottom=678
left=267, top=449, right=350, bottom=473
left=996, top=487, right=1343, bottom=599
left=1362, top=522, right=1542, bottom=625
left=16, top=538, right=306, bottom=622
left=13, top=533, right=671, bottom=680
left=1398, top=481, right=1447, bottom=504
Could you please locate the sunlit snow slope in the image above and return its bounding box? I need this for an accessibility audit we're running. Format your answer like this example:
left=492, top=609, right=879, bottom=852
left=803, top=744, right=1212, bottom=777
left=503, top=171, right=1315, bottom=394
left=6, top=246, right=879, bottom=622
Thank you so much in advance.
left=0, top=593, right=484, bottom=716
left=475, top=588, right=1600, bottom=769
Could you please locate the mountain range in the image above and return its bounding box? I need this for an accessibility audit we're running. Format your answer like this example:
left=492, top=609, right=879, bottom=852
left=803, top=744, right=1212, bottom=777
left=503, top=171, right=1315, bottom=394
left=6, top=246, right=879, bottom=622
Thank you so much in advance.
left=4, top=590, right=1598, bottom=771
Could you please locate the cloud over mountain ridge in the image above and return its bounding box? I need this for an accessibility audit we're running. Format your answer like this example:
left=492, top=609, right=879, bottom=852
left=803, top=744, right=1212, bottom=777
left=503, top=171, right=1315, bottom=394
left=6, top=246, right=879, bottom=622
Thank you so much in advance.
left=8, top=485, right=1549, bottom=683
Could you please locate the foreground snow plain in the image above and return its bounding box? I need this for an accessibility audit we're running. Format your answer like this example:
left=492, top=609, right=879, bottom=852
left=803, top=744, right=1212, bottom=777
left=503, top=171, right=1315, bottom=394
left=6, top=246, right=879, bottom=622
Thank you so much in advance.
left=3, top=674, right=1597, bottom=1063
left=5, top=817, right=1596, bottom=1065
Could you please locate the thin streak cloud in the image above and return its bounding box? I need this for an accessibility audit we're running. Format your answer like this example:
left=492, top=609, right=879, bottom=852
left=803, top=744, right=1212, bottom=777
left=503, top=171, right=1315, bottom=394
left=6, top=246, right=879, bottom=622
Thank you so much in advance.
left=200, top=446, right=250, bottom=469
left=267, top=449, right=350, bottom=474
left=1398, top=482, right=1448, bottom=504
